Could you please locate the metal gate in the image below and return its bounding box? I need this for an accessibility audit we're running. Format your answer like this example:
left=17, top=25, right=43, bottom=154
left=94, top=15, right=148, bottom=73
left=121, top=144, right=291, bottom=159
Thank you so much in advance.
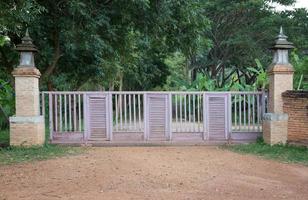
left=41, top=91, right=266, bottom=143
left=206, top=94, right=228, bottom=141
left=146, top=94, right=170, bottom=141
left=86, top=94, right=109, bottom=141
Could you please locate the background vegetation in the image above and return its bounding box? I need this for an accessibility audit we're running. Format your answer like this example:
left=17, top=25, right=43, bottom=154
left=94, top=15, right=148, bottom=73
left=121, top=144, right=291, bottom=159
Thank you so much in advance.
left=0, top=0, right=307, bottom=129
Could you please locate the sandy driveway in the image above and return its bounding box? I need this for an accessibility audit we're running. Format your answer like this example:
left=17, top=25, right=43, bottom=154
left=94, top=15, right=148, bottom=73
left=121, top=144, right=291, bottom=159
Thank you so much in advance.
left=0, top=146, right=308, bottom=200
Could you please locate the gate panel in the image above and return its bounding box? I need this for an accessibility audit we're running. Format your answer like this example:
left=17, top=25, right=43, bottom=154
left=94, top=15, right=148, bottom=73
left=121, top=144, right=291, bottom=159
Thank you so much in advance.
left=87, top=94, right=108, bottom=141
left=42, top=91, right=264, bottom=144
left=147, top=94, right=168, bottom=141
left=206, top=94, right=228, bottom=140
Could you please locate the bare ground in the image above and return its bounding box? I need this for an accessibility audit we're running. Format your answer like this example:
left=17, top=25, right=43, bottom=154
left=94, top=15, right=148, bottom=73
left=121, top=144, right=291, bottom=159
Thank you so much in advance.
left=0, top=146, right=308, bottom=200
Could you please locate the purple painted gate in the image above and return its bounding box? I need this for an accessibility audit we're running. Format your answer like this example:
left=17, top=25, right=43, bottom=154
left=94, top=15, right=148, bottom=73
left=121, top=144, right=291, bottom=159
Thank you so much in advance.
left=41, top=91, right=266, bottom=144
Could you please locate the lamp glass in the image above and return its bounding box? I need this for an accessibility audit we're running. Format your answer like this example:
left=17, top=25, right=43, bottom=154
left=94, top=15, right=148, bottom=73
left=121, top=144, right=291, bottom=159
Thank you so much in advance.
left=20, top=52, right=34, bottom=67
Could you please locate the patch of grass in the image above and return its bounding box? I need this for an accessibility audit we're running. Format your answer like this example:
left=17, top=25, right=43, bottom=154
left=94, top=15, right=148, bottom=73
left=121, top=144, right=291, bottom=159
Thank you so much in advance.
left=224, top=138, right=308, bottom=165
left=0, top=144, right=84, bottom=165
left=0, top=129, right=85, bottom=165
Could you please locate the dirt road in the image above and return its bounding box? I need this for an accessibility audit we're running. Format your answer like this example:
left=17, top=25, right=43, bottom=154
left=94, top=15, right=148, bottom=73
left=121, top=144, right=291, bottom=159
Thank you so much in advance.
left=0, top=146, right=308, bottom=200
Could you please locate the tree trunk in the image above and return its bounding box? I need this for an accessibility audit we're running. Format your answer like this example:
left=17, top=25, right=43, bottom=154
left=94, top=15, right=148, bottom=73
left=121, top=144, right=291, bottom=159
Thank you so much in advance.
left=40, top=30, right=61, bottom=86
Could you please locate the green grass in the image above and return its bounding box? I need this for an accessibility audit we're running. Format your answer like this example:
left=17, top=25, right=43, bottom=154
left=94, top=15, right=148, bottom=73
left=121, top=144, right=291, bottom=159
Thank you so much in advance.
left=0, top=129, right=85, bottom=165
left=224, top=138, right=308, bottom=165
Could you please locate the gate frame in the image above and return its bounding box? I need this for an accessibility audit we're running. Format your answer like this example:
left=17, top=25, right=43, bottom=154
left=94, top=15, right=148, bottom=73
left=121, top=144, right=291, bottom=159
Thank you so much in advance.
left=42, top=91, right=265, bottom=143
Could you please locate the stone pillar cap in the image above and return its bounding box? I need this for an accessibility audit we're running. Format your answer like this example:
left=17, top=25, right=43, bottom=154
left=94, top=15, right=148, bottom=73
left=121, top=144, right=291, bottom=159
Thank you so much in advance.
left=12, top=67, right=41, bottom=78
left=267, top=63, right=294, bottom=75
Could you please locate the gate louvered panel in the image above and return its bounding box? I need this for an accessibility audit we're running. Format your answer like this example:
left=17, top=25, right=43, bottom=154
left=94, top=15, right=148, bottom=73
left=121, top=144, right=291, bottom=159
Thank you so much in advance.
left=208, top=96, right=227, bottom=140
left=148, top=95, right=167, bottom=140
left=88, top=96, right=107, bottom=140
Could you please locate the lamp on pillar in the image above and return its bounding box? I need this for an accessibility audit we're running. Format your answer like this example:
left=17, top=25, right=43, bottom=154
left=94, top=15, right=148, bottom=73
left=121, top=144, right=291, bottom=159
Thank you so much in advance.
left=9, top=29, right=45, bottom=146
left=16, top=29, right=38, bottom=68
left=263, top=27, right=294, bottom=145
left=268, top=27, right=294, bottom=113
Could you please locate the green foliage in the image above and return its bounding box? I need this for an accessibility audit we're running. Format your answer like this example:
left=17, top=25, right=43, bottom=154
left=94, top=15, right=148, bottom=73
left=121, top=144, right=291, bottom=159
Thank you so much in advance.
left=0, top=0, right=307, bottom=93
left=164, top=57, right=268, bottom=91
left=291, top=51, right=308, bottom=90
left=247, top=59, right=269, bottom=90
left=0, top=79, right=14, bottom=128
left=224, top=141, right=308, bottom=165
left=0, top=129, right=9, bottom=147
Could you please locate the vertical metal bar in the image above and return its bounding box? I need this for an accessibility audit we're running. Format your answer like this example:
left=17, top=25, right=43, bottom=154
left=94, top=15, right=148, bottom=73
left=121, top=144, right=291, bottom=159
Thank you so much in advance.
left=78, top=94, right=81, bottom=132
left=239, top=94, right=241, bottom=131
left=180, top=94, right=182, bottom=131
left=143, top=93, right=147, bottom=140
left=129, top=94, right=132, bottom=130
left=124, top=94, right=127, bottom=129
left=168, top=93, right=172, bottom=140
left=83, top=94, right=88, bottom=141
left=109, top=93, right=113, bottom=141
left=49, top=93, right=53, bottom=140
left=234, top=95, right=237, bottom=131
left=203, top=93, right=207, bottom=140
left=243, top=94, right=246, bottom=131
left=115, top=94, right=118, bottom=131
left=261, top=91, right=266, bottom=117
left=120, top=94, right=123, bottom=130
left=257, top=94, right=260, bottom=132
left=55, top=94, right=58, bottom=133
left=69, top=94, right=72, bottom=131
left=133, top=94, right=136, bottom=130
left=193, top=94, right=196, bottom=132
left=248, top=94, right=251, bottom=131
left=184, top=94, right=187, bottom=131
left=42, top=93, right=45, bottom=117
left=197, top=94, right=200, bottom=132
left=74, top=94, right=77, bottom=131
left=227, top=93, right=232, bottom=139
left=175, top=94, right=178, bottom=132
left=252, top=94, right=255, bottom=131
left=59, top=94, right=62, bottom=132
left=64, top=94, right=67, bottom=131
left=138, top=94, right=141, bottom=131
left=188, top=94, right=191, bottom=132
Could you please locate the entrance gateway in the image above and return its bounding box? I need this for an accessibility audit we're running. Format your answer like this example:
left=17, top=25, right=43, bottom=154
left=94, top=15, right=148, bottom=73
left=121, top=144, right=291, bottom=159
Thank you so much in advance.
left=42, top=91, right=266, bottom=143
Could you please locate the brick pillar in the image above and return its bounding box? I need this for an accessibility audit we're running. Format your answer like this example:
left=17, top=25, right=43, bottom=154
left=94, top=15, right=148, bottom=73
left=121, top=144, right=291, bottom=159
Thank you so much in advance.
left=263, top=27, right=294, bottom=145
left=9, top=30, right=45, bottom=146
left=268, top=65, right=293, bottom=113
left=282, top=91, right=308, bottom=145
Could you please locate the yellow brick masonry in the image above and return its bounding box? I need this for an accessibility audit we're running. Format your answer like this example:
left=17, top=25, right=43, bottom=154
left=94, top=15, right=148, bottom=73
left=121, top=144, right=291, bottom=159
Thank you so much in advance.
left=268, top=73, right=293, bottom=113
left=267, top=64, right=293, bottom=113
left=263, top=64, right=293, bottom=145
left=10, top=117, right=45, bottom=146
left=263, top=116, right=288, bottom=145
left=9, top=67, right=45, bottom=146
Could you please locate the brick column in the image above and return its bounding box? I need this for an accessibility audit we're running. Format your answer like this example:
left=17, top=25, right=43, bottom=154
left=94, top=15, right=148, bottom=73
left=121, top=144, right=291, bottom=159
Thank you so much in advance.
left=282, top=91, right=308, bottom=145
left=263, top=27, right=294, bottom=145
left=9, top=30, right=45, bottom=146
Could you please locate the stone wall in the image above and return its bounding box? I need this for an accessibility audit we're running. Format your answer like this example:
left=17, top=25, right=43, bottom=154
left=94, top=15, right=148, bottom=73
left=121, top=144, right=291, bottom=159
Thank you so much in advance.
left=282, top=90, right=308, bottom=145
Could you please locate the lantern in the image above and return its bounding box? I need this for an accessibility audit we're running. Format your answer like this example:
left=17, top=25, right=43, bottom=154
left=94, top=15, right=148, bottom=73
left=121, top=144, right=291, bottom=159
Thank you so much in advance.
left=16, top=29, right=38, bottom=67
